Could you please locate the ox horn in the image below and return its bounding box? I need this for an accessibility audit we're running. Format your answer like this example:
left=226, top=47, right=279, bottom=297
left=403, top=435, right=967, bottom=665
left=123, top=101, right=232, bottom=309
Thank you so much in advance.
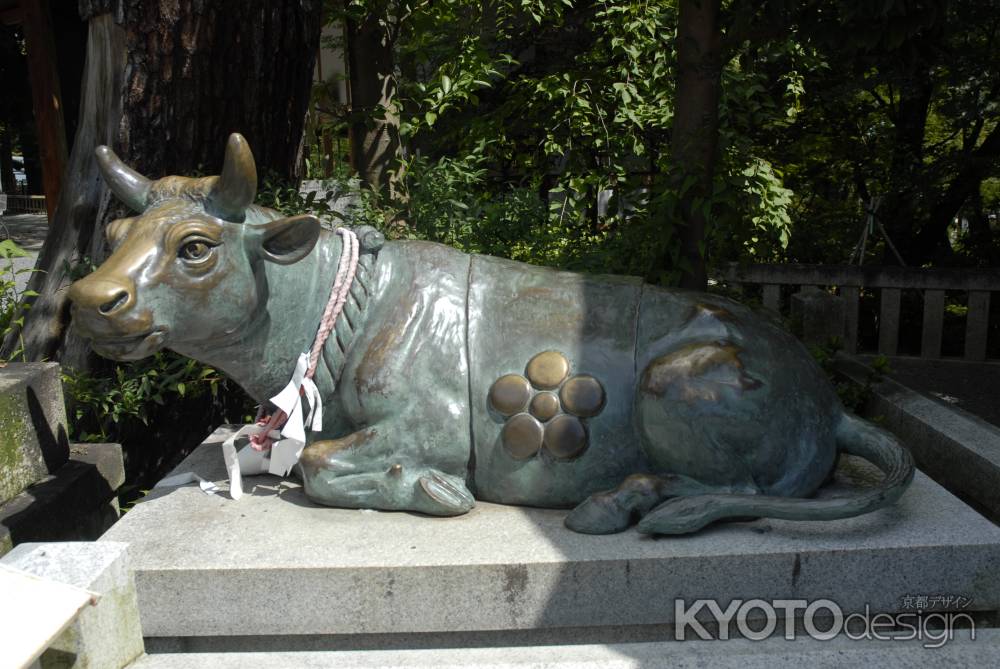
left=209, top=133, right=257, bottom=221
left=95, top=146, right=152, bottom=212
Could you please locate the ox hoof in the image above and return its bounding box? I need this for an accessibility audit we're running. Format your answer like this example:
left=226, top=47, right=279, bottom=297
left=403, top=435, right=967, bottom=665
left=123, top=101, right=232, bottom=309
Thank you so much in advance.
left=417, top=471, right=475, bottom=516
left=565, top=494, right=632, bottom=534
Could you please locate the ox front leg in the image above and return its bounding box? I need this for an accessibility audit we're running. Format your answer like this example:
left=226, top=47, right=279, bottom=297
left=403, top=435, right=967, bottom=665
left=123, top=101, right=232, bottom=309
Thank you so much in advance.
left=298, top=430, right=475, bottom=517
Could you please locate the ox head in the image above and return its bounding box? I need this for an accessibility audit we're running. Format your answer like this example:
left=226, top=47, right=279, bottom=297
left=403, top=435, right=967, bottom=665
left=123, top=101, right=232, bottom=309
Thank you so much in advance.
left=68, top=133, right=321, bottom=360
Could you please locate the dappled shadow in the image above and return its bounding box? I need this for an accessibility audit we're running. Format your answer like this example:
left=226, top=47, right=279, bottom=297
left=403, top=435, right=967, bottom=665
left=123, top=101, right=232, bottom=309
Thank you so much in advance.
left=1, top=455, right=118, bottom=547
left=121, top=273, right=987, bottom=663
left=26, top=386, right=70, bottom=472
left=0, top=214, right=48, bottom=251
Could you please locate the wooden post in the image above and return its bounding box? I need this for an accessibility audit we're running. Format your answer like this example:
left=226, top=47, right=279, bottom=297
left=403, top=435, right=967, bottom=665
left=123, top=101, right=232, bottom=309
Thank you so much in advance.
left=762, top=284, right=780, bottom=313
left=920, top=289, right=945, bottom=358
left=878, top=288, right=901, bottom=356
left=965, top=291, right=991, bottom=362
left=18, top=0, right=68, bottom=221
left=841, top=286, right=860, bottom=354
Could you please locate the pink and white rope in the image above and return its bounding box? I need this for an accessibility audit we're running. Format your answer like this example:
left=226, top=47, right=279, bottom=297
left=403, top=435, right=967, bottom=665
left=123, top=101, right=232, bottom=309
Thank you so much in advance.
left=250, top=227, right=360, bottom=450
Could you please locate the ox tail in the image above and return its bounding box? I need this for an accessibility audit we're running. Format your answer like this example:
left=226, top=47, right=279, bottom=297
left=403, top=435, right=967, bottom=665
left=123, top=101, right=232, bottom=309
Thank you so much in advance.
left=635, top=413, right=915, bottom=535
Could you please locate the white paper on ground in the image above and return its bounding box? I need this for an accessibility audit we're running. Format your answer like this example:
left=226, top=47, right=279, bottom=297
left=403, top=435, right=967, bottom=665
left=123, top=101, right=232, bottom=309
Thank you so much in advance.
left=158, top=350, right=325, bottom=501
left=153, top=471, right=222, bottom=495
left=222, top=424, right=280, bottom=499
left=153, top=424, right=275, bottom=499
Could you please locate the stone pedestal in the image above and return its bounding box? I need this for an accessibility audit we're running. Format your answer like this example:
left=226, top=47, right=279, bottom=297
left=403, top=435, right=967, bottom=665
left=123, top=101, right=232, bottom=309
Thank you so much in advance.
left=1, top=442, right=125, bottom=555
left=103, top=426, right=1000, bottom=645
left=0, top=362, right=69, bottom=505
left=0, top=362, right=125, bottom=556
left=2, top=541, right=145, bottom=668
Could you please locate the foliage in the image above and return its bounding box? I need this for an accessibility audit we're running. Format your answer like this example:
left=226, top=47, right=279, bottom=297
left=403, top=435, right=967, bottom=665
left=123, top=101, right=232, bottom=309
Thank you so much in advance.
left=61, top=351, right=254, bottom=498
left=61, top=353, right=235, bottom=442
left=809, top=337, right=891, bottom=414
left=312, top=0, right=999, bottom=276
left=0, top=238, right=37, bottom=361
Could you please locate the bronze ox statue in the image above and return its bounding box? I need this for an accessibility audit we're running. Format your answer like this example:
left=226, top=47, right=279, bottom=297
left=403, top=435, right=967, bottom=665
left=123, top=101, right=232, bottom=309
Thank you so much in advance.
left=68, top=134, right=914, bottom=535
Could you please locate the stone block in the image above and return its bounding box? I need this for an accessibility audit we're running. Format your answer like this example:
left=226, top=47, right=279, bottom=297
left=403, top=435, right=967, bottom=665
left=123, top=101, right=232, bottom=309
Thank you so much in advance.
left=834, top=355, right=1000, bottom=521
left=0, top=362, right=70, bottom=504
left=2, top=541, right=144, bottom=668
left=127, top=629, right=1000, bottom=669
left=103, top=426, right=1000, bottom=641
left=790, top=287, right=845, bottom=347
left=1, top=442, right=124, bottom=556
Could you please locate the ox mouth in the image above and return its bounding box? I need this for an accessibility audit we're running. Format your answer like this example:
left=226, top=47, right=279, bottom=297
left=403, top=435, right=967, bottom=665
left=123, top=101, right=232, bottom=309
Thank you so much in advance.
left=88, top=328, right=168, bottom=361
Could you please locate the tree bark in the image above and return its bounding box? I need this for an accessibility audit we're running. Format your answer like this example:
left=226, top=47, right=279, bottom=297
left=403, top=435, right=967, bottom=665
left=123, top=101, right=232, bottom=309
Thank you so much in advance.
left=666, top=0, right=722, bottom=291
left=345, top=4, right=400, bottom=197
left=6, top=0, right=322, bottom=363
left=0, top=130, right=14, bottom=194
left=18, top=0, right=69, bottom=220
left=916, top=121, right=1000, bottom=262
left=879, top=45, right=934, bottom=266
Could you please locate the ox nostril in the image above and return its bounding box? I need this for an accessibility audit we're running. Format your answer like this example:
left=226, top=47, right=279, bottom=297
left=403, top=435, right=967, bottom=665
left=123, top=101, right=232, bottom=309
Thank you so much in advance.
left=99, top=290, right=130, bottom=315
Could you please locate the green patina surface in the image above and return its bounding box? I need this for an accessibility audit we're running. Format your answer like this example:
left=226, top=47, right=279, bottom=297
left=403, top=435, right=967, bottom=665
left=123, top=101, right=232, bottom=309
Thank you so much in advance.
left=0, top=389, right=47, bottom=505
left=65, top=133, right=916, bottom=536
left=0, top=531, right=13, bottom=557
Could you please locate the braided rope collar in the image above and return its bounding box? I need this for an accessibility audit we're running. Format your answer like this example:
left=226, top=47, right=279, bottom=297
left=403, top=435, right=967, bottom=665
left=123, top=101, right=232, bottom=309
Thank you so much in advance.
left=250, top=227, right=359, bottom=450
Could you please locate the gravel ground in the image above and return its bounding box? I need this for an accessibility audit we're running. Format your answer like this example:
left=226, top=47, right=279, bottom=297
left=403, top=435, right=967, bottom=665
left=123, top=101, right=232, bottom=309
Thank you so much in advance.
left=0, top=213, right=46, bottom=294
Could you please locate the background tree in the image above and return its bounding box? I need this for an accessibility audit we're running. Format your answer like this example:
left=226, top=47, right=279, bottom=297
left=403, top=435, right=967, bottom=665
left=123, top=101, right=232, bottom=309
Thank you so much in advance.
left=667, top=0, right=721, bottom=290
left=323, top=0, right=998, bottom=279
left=767, top=0, right=1000, bottom=267
left=8, top=0, right=323, bottom=364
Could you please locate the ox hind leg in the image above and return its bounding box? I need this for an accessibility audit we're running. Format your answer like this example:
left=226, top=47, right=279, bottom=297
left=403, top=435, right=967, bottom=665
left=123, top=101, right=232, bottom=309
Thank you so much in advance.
left=298, top=430, right=475, bottom=517
left=565, top=474, right=741, bottom=534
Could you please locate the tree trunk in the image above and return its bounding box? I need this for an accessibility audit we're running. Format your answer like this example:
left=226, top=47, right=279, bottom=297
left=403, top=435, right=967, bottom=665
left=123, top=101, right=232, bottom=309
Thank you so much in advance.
left=879, top=48, right=934, bottom=266
left=19, top=0, right=69, bottom=221
left=345, top=4, right=400, bottom=197
left=666, top=0, right=722, bottom=291
left=0, top=130, right=14, bottom=194
left=6, top=0, right=322, bottom=363
left=916, top=122, right=1000, bottom=263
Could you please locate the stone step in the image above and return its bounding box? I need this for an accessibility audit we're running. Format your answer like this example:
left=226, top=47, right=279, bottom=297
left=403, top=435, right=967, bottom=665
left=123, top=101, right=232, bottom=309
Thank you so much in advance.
left=835, top=355, right=1000, bottom=520
left=0, top=362, right=70, bottom=505
left=1, top=442, right=125, bottom=555
left=129, top=631, right=1000, bottom=668
left=103, top=426, right=1000, bottom=642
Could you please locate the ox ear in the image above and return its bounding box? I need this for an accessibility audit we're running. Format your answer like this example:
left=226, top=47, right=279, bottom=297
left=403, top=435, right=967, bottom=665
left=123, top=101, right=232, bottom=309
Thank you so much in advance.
left=106, top=217, right=135, bottom=248
left=251, top=215, right=321, bottom=265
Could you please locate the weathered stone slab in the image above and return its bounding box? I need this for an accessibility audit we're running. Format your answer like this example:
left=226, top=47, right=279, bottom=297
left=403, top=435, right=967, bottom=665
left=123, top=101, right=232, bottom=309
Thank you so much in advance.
left=835, top=355, right=1000, bottom=520
left=3, top=541, right=144, bottom=669
left=790, top=287, right=845, bottom=346
left=0, top=362, right=70, bottom=504
left=103, top=426, right=1000, bottom=640
left=1, top=442, right=124, bottom=555
left=128, top=629, right=1000, bottom=669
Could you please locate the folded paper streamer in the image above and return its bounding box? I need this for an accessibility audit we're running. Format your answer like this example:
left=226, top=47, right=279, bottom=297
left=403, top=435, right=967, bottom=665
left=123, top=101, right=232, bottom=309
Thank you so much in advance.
left=267, top=352, right=322, bottom=446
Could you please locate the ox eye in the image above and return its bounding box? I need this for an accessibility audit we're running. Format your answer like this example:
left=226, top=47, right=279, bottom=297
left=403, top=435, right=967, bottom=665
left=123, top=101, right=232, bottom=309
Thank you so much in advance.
left=179, top=239, right=215, bottom=262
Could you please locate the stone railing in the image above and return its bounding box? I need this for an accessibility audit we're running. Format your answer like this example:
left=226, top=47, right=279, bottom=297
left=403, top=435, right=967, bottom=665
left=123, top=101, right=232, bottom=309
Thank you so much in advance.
left=721, top=263, right=1000, bottom=361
